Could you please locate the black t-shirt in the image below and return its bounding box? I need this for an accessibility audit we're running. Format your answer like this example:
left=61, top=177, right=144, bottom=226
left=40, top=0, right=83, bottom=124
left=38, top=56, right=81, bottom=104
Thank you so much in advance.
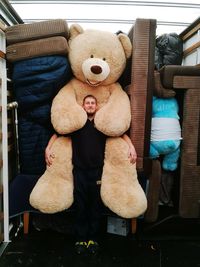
left=71, top=119, right=106, bottom=169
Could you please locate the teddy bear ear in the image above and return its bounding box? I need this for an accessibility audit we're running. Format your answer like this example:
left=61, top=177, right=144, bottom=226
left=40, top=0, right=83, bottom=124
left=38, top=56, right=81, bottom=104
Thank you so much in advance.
left=117, top=33, right=132, bottom=59
left=69, top=24, right=84, bottom=40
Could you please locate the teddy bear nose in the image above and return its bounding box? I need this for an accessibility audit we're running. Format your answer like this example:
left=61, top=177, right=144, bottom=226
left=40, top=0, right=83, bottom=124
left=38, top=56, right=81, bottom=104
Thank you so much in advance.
left=91, top=65, right=102, bottom=74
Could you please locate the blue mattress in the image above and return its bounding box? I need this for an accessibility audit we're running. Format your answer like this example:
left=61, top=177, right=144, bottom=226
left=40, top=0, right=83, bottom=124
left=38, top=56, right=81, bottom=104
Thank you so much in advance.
left=12, top=55, right=72, bottom=111
left=18, top=117, right=54, bottom=175
left=12, top=55, right=72, bottom=175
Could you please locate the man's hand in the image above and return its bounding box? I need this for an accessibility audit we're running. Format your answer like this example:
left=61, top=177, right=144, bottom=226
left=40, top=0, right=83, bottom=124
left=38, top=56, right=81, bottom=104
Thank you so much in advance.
left=45, top=147, right=55, bottom=167
left=128, top=146, right=137, bottom=164
left=122, top=134, right=137, bottom=164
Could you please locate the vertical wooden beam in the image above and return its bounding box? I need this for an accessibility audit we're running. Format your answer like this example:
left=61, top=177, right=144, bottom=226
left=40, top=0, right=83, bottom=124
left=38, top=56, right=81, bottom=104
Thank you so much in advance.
left=131, top=218, right=137, bottom=234
left=23, top=212, right=29, bottom=234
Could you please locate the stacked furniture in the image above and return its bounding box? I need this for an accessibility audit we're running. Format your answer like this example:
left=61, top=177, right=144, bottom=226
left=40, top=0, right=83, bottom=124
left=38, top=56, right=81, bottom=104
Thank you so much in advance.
left=123, top=18, right=200, bottom=223
left=6, top=20, right=72, bottom=220
left=146, top=18, right=200, bottom=221
left=153, top=65, right=200, bottom=219
left=6, top=19, right=72, bottom=175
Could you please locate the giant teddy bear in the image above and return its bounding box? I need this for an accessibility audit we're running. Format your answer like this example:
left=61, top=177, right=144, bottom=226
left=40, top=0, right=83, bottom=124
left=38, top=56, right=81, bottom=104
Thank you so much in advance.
left=30, top=24, right=147, bottom=218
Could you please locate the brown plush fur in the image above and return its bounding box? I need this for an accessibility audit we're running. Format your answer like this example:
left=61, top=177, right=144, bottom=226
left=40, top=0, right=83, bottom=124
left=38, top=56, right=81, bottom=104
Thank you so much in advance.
left=30, top=24, right=147, bottom=218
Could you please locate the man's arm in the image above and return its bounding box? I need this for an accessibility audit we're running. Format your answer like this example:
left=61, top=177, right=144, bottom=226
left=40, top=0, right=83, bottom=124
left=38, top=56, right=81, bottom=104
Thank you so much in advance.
left=122, top=134, right=137, bottom=164
left=45, top=134, right=58, bottom=166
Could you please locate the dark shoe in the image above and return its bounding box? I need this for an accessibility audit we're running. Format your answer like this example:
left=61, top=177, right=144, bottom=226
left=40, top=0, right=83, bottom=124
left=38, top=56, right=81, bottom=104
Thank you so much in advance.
left=75, top=241, right=88, bottom=255
left=87, top=240, right=100, bottom=255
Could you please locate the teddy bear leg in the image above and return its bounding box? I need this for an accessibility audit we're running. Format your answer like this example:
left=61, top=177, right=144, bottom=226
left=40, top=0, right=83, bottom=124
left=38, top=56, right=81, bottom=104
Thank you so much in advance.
left=100, top=137, right=147, bottom=218
left=30, top=136, right=73, bottom=213
left=150, top=143, right=160, bottom=158
left=162, top=146, right=180, bottom=171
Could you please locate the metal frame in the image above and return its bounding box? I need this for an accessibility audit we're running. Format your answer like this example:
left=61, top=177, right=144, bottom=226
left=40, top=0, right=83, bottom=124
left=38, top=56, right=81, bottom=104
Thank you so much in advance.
left=9, top=0, right=197, bottom=28
left=0, top=0, right=23, bottom=26
left=0, top=27, right=10, bottom=247
left=8, top=0, right=200, bottom=9
left=0, top=0, right=21, bottom=253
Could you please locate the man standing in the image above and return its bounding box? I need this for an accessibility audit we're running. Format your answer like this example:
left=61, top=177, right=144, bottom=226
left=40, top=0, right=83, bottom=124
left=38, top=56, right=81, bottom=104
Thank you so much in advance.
left=45, top=95, right=137, bottom=255
left=71, top=95, right=105, bottom=255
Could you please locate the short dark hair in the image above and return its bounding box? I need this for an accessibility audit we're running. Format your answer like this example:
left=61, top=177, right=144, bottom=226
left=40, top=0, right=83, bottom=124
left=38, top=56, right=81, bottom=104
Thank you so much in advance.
left=83, top=95, right=97, bottom=104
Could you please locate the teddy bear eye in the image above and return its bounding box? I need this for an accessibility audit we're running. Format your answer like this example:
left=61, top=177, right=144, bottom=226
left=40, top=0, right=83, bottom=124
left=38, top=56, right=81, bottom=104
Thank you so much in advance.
left=90, top=55, right=94, bottom=58
left=103, top=58, right=106, bottom=61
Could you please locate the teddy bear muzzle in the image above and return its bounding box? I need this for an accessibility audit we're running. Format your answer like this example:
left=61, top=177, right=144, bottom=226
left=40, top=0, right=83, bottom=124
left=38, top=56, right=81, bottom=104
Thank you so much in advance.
left=82, top=57, right=110, bottom=86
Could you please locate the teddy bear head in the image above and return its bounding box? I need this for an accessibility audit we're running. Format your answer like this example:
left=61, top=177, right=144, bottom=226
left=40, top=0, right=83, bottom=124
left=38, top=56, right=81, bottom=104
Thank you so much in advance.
left=68, top=24, right=132, bottom=86
left=152, top=96, right=180, bottom=119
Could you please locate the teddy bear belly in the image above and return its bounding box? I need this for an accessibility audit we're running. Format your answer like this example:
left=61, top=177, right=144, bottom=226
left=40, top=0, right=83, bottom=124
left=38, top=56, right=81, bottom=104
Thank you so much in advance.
left=151, top=117, right=182, bottom=141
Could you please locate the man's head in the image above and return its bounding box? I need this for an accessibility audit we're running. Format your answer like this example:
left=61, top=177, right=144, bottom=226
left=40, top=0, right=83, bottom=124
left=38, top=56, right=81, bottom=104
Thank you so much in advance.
left=83, top=95, right=98, bottom=116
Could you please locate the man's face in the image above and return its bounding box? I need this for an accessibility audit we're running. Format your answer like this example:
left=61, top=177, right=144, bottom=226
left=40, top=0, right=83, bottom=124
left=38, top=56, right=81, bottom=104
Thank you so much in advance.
left=83, top=97, right=97, bottom=115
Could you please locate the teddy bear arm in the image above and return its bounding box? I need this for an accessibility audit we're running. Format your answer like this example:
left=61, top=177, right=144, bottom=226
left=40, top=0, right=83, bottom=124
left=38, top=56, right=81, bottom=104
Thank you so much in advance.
left=95, top=85, right=131, bottom=136
left=51, top=84, right=87, bottom=134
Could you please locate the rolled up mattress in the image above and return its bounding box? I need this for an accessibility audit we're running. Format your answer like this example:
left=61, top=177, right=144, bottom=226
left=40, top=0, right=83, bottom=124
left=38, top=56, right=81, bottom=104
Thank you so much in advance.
left=6, top=36, right=69, bottom=62
left=5, top=19, right=69, bottom=44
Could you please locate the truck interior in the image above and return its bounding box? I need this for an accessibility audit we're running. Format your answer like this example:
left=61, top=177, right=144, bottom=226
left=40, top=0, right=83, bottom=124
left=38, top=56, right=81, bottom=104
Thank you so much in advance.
left=0, top=1, right=200, bottom=266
